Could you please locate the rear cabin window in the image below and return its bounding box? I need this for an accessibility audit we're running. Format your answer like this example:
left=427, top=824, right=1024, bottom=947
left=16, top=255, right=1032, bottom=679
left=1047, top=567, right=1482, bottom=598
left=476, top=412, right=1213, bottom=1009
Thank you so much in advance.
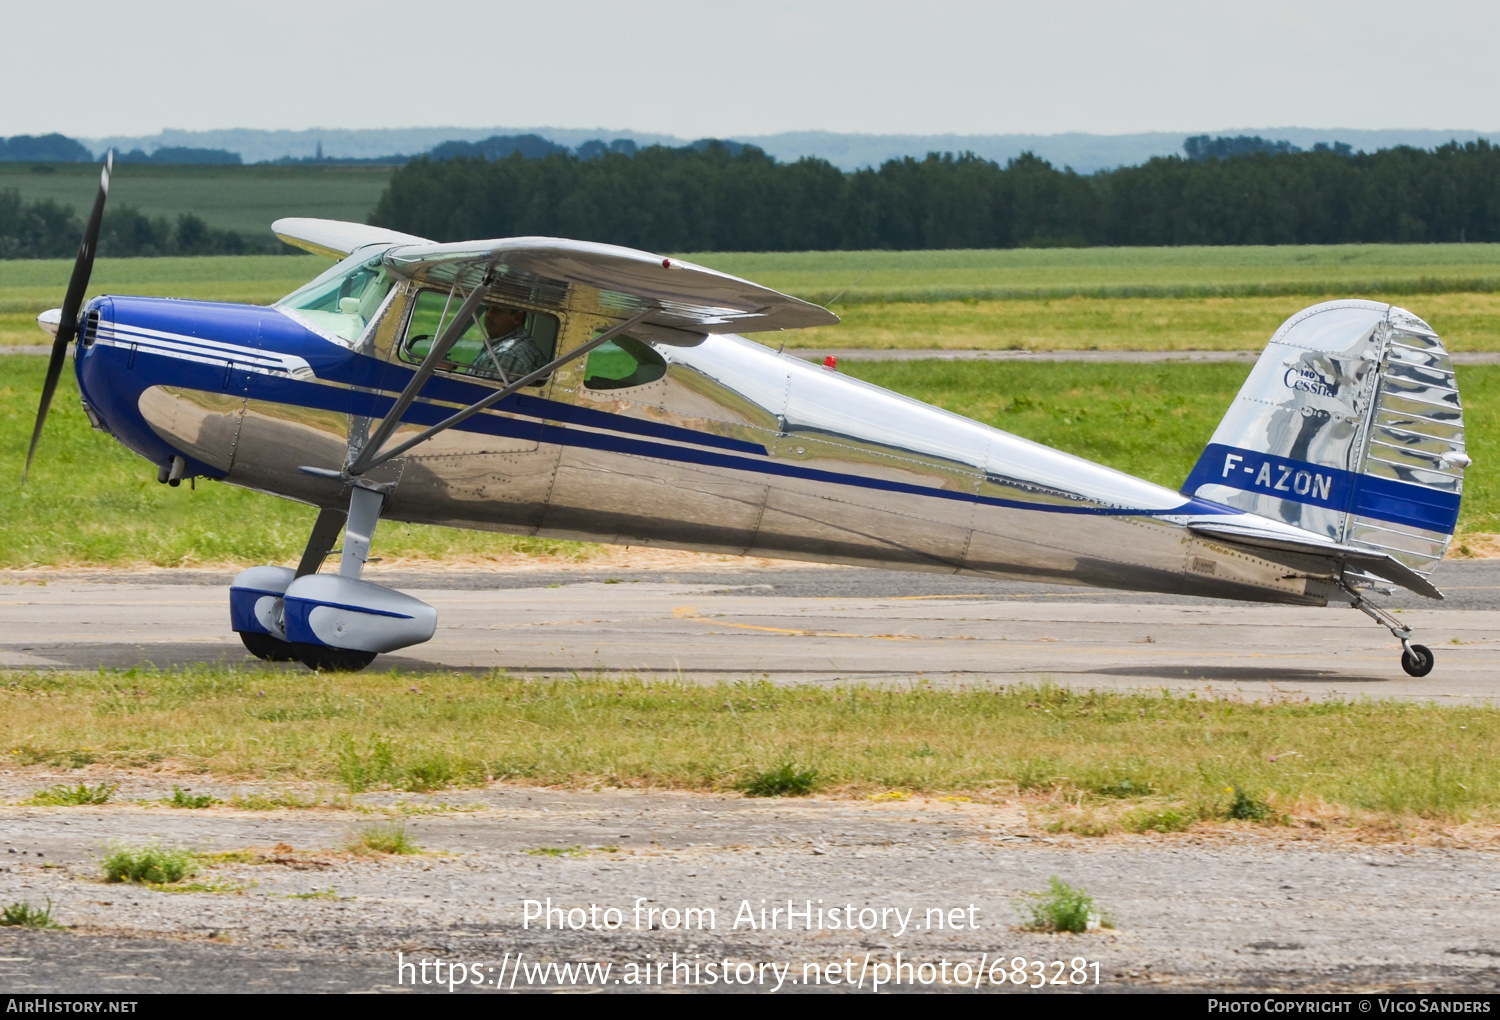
left=399, top=290, right=559, bottom=384
left=583, top=335, right=666, bottom=390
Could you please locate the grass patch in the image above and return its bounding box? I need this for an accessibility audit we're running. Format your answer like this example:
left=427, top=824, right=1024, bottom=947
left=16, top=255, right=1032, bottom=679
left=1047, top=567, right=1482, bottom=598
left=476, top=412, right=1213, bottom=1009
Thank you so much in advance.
left=1016, top=877, right=1112, bottom=933
left=199, top=850, right=259, bottom=865
left=229, top=791, right=321, bottom=811
left=1121, top=805, right=1196, bottom=834
left=25, top=782, right=117, bottom=806
left=286, top=888, right=340, bottom=900
left=0, top=898, right=62, bottom=928
left=346, top=822, right=419, bottom=856
left=147, top=879, right=247, bottom=894
left=101, top=840, right=198, bottom=885
left=165, top=786, right=217, bottom=809
left=1225, top=786, right=1275, bottom=822
left=379, top=800, right=487, bottom=816
left=5, top=670, right=1500, bottom=826
left=737, top=762, right=820, bottom=797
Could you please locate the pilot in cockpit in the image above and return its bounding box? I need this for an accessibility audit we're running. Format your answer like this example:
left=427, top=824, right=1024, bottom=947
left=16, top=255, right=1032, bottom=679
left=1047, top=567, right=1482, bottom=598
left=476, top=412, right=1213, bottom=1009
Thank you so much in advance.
left=471, top=304, right=547, bottom=379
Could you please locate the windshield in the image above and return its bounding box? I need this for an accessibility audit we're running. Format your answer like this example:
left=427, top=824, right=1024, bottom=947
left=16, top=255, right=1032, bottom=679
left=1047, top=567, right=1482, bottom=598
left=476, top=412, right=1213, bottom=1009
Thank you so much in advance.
left=276, top=246, right=397, bottom=342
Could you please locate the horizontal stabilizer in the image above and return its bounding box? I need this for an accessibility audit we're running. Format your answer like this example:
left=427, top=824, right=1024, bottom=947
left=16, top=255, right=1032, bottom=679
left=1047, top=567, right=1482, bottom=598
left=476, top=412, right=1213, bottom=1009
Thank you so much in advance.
left=1189, top=521, right=1443, bottom=601
left=273, top=218, right=432, bottom=259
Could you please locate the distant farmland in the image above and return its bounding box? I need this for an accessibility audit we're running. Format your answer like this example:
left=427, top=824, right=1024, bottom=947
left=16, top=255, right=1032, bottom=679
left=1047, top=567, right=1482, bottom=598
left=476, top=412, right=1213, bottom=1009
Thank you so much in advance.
left=687, top=244, right=1500, bottom=304
left=0, top=163, right=392, bottom=237
left=3, top=244, right=1500, bottom=351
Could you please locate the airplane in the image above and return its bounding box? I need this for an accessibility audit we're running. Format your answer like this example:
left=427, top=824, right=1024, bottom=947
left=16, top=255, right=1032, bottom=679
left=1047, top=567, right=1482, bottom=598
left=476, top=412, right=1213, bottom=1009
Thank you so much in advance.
left=27, top=155, right=1468, bottom=675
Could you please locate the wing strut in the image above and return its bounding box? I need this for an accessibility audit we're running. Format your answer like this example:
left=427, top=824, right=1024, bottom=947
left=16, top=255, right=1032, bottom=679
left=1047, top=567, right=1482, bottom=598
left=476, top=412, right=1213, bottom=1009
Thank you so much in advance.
left=348, top=282, right=491, bottom=476
left=348, top=308, right=653, bottom=476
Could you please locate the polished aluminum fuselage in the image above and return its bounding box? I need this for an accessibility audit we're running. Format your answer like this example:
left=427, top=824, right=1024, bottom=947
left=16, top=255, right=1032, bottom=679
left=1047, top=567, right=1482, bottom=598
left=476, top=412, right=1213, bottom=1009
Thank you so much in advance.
left=78, top=280, right=1336, bottom=606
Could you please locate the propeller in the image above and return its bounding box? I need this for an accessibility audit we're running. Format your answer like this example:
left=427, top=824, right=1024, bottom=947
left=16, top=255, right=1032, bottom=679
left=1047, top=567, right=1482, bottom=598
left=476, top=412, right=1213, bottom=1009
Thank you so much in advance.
left=23, top=151, right=113, bottom=483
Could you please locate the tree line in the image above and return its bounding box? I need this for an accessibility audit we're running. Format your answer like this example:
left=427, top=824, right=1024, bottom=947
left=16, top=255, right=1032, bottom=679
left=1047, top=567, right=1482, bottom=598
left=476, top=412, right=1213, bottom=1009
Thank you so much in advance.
left=371, top=138, right=1500, bottom=250
left=0, top=192, right=286, bottom=258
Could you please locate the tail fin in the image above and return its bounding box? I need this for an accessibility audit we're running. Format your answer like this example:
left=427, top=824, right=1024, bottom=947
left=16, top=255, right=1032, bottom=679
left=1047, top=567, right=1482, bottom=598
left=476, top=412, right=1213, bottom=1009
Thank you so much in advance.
left=1183, top=300, right=1467, bottom=576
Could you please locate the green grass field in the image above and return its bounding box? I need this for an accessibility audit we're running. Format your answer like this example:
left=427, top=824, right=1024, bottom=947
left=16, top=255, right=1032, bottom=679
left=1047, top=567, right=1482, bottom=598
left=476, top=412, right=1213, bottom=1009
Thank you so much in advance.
left=4, top=356, right=1494, bottom=568
left=790, top=292, right=1500, bottom=351
left=0, top=255, right=335, bottom=346
left=687, top=244, right=1500, bottom=303
left=6, top=248, right=1500, bottom=350
left=3, top=670, right=1496, bottom=827
left=0, top=163, right=391, bottom=236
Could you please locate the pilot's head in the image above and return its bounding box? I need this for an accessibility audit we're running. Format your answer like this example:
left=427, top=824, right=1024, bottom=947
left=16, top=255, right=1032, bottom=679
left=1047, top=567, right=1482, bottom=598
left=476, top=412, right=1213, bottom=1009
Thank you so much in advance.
left=484, top=305, right=526, bottom=338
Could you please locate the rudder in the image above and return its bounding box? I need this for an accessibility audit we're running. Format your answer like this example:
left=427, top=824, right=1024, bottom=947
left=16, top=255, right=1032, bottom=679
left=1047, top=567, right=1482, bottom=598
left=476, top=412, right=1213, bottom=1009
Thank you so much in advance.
left=1183, top=300, right=1469, bottom=576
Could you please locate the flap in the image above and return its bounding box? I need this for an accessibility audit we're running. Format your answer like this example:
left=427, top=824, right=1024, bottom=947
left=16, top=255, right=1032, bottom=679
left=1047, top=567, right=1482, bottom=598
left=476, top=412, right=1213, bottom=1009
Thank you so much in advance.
left=630, top=321, right=708, bottom=348
left=1189, top=521, right=1443, bottom=600
left=273, top=217, right=433, bottom=259
left=381, top=236, right=839, bottom=334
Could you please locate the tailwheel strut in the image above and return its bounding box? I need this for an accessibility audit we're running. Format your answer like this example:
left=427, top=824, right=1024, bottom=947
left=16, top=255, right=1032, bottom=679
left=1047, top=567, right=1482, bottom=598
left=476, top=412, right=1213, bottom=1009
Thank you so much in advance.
left=1342, top=581, right=1433, bottom=677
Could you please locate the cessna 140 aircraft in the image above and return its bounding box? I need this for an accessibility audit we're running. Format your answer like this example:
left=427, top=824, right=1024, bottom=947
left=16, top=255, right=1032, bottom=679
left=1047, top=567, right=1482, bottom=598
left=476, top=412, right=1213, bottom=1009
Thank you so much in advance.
left=28, top=156, right=1468, bottom=674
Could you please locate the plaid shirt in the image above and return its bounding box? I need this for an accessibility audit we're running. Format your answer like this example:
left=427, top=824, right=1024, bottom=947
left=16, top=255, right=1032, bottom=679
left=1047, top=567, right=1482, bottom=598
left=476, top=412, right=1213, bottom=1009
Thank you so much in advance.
left=472, top=327, right=547, bottom=379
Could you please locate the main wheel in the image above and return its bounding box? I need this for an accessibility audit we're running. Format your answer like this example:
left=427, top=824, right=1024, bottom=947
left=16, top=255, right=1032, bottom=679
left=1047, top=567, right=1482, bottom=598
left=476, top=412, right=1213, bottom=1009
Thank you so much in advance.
left=1401, top=643, right=1434, bottom=677
left=292, top=643, right=378, bottom=672
left=240, top=631, right=299, bottom=662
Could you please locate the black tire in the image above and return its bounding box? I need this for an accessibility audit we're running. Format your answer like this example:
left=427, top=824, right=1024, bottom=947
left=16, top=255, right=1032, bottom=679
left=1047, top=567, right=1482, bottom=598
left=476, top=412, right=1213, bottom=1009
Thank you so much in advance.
left=291, top=642, right=378, bottom=672
left=240, top=631, right=299, bottom=662
left=1401, top=643, right=1434, bottom=677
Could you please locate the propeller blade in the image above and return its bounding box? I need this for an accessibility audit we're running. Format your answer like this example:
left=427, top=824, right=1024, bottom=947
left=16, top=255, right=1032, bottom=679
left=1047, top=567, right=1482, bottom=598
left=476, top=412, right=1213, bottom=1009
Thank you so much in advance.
left=23, top=151, right=112, bottom=483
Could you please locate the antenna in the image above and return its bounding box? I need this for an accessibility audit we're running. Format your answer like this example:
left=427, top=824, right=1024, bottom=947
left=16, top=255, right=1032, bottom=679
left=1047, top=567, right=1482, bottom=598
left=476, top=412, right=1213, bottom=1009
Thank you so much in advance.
left=824, top=269, right=870, bottom=310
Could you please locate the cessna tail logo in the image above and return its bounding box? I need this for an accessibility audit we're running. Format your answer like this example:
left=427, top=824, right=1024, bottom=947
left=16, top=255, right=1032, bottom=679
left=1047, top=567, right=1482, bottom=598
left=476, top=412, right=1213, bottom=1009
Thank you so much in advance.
left=1283, top=367, right=1336, bottom=398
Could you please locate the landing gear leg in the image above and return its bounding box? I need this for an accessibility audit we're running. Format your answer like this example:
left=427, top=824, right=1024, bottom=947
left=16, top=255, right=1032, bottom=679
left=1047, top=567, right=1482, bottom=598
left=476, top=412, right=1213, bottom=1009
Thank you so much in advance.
left=291, top=487, right=383, bottom=673
left=296, top=506, right=347, bottom=578
left=1343, top=582, right=1434, bottom=677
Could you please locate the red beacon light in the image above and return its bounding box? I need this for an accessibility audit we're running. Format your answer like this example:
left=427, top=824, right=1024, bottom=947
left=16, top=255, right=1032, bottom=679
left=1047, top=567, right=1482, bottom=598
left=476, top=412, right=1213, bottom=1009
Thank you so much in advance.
left=823, top=355, right=838, bottom=371
left=661, top=258, right=672, bottom=269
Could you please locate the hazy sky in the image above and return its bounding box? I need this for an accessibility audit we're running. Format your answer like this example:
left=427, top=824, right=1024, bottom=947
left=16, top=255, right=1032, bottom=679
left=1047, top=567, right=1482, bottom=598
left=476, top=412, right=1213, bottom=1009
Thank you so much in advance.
left=10, top=0, right=1497, bottom=138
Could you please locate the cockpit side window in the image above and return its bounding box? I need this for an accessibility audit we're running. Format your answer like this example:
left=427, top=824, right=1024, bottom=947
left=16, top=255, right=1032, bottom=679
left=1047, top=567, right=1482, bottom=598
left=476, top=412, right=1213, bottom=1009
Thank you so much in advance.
left=276, top=248, right=397, bottom=342
left=583, top=335, right=667, bottom=390
left=398, top=289, right=559, bottom=385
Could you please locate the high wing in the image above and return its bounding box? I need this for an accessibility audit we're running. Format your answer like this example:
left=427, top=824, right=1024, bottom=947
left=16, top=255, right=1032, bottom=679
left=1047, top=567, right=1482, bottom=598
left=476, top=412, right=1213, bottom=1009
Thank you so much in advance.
left=273, top=217, right=433, bottom=259
left=380, top=236, right=839, bottom=335
left=1189, top=521, right=1443, bottom=600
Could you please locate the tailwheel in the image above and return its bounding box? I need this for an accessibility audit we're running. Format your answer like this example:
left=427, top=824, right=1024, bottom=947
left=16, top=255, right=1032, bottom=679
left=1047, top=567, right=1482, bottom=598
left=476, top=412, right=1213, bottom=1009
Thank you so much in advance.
left=240, top=631, right=299, bottom=663
left=1401, top=643, right=1435, bottom=678
left=292, top=643, right=378, bottom=672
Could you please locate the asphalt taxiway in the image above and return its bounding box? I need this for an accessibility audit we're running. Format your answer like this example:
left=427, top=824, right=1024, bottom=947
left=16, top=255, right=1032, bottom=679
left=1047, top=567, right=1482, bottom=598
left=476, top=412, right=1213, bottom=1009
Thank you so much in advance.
left=1, top=560, right=1496, bottom=701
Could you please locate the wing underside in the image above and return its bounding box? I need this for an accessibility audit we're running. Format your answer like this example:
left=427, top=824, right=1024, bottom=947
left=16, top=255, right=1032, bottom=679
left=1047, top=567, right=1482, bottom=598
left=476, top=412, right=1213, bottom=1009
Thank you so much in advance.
left=381, top=237, right=839, bottom=334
